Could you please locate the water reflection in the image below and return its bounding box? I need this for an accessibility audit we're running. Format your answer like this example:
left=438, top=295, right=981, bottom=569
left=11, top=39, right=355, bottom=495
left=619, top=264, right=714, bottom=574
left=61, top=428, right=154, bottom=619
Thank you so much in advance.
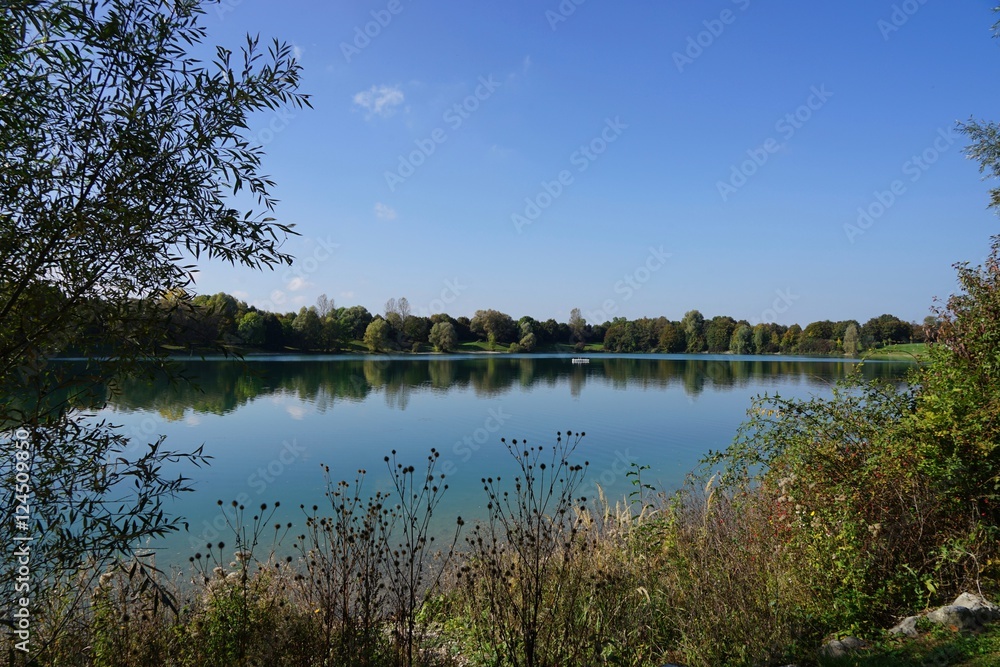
left=98, top=354, right=914, bottom=419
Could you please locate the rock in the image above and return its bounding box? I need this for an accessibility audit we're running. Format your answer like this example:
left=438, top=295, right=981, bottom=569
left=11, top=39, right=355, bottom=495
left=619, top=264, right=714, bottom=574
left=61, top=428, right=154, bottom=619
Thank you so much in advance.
left=952, top=592, right=1000, bottom=624
left=819, top=636, right=866, bottom=659
left=927, top=605, right=980, bottom=632
left=889, top=615, right=920, bottom=638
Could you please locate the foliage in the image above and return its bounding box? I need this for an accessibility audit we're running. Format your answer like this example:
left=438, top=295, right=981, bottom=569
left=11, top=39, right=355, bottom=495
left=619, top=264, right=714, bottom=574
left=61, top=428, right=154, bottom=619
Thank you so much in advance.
left=861, top=314, right=913, bottom=347
left=843, top=322, right=860, bottom=356
left=682, top=309, right=707, bottom=353
left=381, top=449, right=462, bottom=667
left=705, top=315, right=736, bottom=353
left=0, top=0, right=308, bottom=651
left=364, top=319, right=391, bottom=352
left=460, top=432, right=611, bottom=667
left=428, top=321, right=457, bottom=352
left=470, top=309, right=518, bottom=345
left=294, top=469, right=392, bottom=665
left=729, top=323, right=753, bottom=355
left=658, top=320, right=686, bottom=352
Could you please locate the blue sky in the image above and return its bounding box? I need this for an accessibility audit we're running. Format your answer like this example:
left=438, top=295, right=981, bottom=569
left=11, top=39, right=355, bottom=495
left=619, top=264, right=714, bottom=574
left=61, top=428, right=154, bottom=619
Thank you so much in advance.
left=192, top=0, right=1000, bottom=327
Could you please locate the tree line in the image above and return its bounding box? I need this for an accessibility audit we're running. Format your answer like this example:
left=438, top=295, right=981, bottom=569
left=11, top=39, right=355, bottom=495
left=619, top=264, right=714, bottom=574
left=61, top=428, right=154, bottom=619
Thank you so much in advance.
left=162, top=292, right=928, bottom=356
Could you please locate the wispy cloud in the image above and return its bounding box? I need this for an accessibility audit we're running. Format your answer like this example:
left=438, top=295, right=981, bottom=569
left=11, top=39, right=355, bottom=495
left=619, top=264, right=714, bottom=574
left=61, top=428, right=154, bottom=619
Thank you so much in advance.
left=374, top=202, right=397, bottom=220
left=287, top=276, right=312, bottom=292
left=353, top=84, right=405, bottom=119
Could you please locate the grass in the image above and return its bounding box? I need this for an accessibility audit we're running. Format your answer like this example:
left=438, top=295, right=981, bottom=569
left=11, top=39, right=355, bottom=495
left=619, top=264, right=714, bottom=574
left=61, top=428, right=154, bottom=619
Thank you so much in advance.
left=455, top=340, right=509, bottom=352
left=862, top=342, right=929, bottom=360
left=820, top=623, right=1000, bottom=666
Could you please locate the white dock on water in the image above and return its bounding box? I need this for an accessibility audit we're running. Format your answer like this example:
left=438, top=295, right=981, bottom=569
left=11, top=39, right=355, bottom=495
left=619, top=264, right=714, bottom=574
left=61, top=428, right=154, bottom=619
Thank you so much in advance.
left=571, top=358, right=590, bottom=364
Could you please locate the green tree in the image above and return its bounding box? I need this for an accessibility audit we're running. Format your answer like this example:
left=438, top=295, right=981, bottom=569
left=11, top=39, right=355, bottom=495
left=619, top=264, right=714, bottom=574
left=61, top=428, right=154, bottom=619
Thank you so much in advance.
left=843, top=323, right=860, bottom=356
left=338, top=305, right=373, bottom=340
left=428, top=321, right=457, bottom=352
left=802, top=320, right=834, bottom=341
left=752, top=323, right=769, bottom=355
left=861, top=314, right=912, bottom=347
left=292, top=306, right=323, bottom=350
left=730, top=324, right=753, bottom=355
left=658, top=321, right=686, bottom=353
left=568, top=307, right=586, bottom=343
left=682, top=309, right=706, bottom=353
left=471, top=309, right=517, bottom=345
left=321, top=316, right=347, bottom=352
left=705, top=315, right=737, bottom=353
left=403, top=315, right=429, bottom=344
left=261, top=312, right=286, bottom=351
left=0, top=0, right=308, bottom=647
left=780, top=324, right=802, bottom=353
left=364, top=318, right=390, bottom=352
left=237, top=311, right=265, bottom=346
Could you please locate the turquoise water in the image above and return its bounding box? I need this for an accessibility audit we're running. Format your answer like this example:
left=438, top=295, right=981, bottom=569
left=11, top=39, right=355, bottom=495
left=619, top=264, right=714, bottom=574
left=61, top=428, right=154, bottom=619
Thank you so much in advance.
left=96, top=354, right=913, bottom=561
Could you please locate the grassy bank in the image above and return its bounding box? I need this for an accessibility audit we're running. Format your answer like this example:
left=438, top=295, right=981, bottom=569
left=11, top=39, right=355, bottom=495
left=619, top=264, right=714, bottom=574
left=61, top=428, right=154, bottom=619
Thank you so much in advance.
left=8, top=419, right=998, bottom=667
left=862, top=342, right=929, bottom=361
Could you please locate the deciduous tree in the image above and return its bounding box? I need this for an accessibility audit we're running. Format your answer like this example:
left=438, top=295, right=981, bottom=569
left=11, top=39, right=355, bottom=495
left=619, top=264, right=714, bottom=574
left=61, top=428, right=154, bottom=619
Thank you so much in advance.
left=0, top=0, right=309, bottom=646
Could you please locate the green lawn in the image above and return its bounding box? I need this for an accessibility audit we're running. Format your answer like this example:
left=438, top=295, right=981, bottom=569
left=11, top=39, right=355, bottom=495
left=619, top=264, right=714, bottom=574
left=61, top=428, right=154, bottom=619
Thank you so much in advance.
left=456, top=340, right=509, bottom=352
left=862, top=343, right=929, bottom=361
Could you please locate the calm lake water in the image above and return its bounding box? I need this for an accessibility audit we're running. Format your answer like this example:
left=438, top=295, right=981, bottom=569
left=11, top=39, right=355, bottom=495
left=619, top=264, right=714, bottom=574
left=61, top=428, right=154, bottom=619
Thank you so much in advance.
left=96, top=354, right=914, bottom=561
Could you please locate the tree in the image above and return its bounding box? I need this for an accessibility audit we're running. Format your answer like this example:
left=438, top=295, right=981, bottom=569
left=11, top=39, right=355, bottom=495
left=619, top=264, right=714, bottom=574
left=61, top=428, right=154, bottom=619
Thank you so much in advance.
left=633, top=317, right=661, bottom=352
left=428, top=321, right=457, bottom=352
left=705, top=316, right=737, bottom=353
left=780, top=324, right=802, bottom=353
left=315, top=293, right=334, bottom=318
left=802, top=320, right=834, bottom=341
left=752, top=324, right=769, bottom=355
left=403, top=315, right=429, bottom=344
left=320, top=316, right=347, bottom=352
left=261, top=312, right=286, bottom=351
left=843, top=323, right=860, bottom=356
left=0, top=0, right=308, bottom=646
left=682, top=310, right=706, bottom=353
left=603, top=318, right=637, bottom=353
left=292, top=306, right=323, bottom=350
left=568, top=308, right=586, bottom=343
left=730, top=324, right=753, bottom=355
left=658, top=321, right=686, bottom=353
left=861, top=314, right=912, bottom=347
left=470, top=309, right=517, bottom=345
left=338, top=305, right=373, bottom=340
left=237, top=311, right=266, bottom=346
left=364, top=318, right=391, bottom=352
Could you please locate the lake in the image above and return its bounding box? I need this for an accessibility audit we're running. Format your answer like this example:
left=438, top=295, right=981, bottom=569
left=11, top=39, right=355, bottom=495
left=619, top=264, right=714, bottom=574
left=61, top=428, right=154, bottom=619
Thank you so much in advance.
left=96, top=354, right=914, bottom=561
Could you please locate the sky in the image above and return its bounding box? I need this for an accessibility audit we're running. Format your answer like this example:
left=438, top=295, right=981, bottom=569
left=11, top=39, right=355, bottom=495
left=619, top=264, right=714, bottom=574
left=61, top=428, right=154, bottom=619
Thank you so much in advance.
left=190, top=0, right=1000, bottom=327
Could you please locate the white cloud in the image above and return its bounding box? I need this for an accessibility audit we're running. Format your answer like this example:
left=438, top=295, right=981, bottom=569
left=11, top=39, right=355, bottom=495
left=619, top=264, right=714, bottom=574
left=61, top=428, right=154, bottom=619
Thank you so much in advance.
left=340, top=290, right=355, bottom=299
left=374, top=202, right=397, bottom=220
left=522, top=55, right=532, bottom=72
left=287, top=276, right=312, bottom=292
left=353, top=84, right=405, bottom=119
left=286, top=405, right=307, bottom=420
left=292, top=44, right=304, bottom=62
left=231, top=290, right=250, bottom=300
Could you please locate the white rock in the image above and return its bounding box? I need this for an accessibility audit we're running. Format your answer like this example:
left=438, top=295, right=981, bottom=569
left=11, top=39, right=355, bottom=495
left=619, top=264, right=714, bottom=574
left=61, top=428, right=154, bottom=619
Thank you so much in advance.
left=952, top=592, right=1000, bottom=624
left=927, top=605, right=979, bottom=632
left=819, top=636, right=866, bottom=659
left=889, top=615, right=920, bottom=638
